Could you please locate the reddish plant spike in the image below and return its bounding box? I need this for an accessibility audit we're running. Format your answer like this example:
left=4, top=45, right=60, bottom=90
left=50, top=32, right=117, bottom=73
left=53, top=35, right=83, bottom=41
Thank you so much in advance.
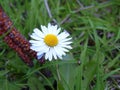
left=0, top=6, right=12, bottom=35
left=8, top=27, right=37, bottom=58
left=7, top=28, right=45, bottom=63
left=4, top=36, right=33, bottom=67
left=0, top=5, right=45, bottom=65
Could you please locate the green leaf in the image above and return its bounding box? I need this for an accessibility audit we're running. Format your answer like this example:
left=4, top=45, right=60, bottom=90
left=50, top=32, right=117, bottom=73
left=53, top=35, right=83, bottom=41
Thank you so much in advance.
left=103, top=68, right=120, bottom=80
left=57, top=81, right=64, bottom=90
left=0, top=79, right=21, bottom=90
left=83, top=60, right=97, bottom=89
left=58, top=54, right=76, bottom=90
left=0, top=70, right=9, bottom=77
left=28, top=77, right=45, bottom=90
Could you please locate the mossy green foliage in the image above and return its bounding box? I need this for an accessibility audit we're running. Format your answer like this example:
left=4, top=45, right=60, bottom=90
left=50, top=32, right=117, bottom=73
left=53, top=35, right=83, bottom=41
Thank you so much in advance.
left=0, top=0, right=120, bottom=90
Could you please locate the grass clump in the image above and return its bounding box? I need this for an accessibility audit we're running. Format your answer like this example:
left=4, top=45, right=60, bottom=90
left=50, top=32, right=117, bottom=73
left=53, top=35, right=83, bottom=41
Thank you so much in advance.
left=0, top=0, right=120, bottom=90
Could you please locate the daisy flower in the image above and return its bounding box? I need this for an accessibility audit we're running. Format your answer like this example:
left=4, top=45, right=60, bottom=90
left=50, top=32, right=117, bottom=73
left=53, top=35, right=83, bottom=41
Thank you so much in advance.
left=29, top=23, right=72, bottom=61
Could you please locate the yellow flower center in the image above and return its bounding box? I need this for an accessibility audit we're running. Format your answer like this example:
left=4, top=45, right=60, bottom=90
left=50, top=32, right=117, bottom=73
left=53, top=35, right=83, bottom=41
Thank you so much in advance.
left=44, top=34, right=58, bottom=47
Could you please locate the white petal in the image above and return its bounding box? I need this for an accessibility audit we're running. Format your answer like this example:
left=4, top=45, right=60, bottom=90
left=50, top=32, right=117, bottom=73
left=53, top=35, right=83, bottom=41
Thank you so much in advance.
left=48, top=25, right=53, bottom=33
left=53, top=25, right=57, bottom=30
left=30, top=44, right=49, bottom=52
left=45, top=51, right=49, bottom=60
left=58, top=55, right=62, bottom=59
left=50, top=48, right=57, bottom=60
left=37, top=53, right=44, bottom=59
left=33, top=28, right=44, bottom=38
left=48, top=49, right=53, bottom=61
left=59, top=37, right=72, bottom=43
left=45, top=47, right=59, bottom=60
left=30, top=34, right=42, bottom=40
left=37, top=51, right=44, bottom=56
left=53, top=47, right=63, bottom=59
left=47, top=24, right=59, bottom=35
left=58, top=48, right=66, bottom=56
left=48, top=23, right=52, bottom=28
left=52, top=51, right=57, bottom=60
left=56, top=28, right=61, bottom=35
left=59, top=44, right=72, bottom=49
left=51, top=25, right=57, bottom=32
left=59, top=41, right=72, bottom=45
left=57, top=46, right=69, bottom=52
left=57, top=31, right=70, bottom=40
left=29, top=40, right=38, bottom=44
left=41, top=25, right=48, bottom=35
left=30, top=46, right=41, bottom=51
left=31, top=32, right=43, bottom=39
left=45, top=49, right=52, bottom=61
left=29, top=40, right=43, bottom=44
left=64, top=30, right=70, bottom=36
left=54, top=46, right=66, bottom=56
left=51, top=27, right=61, bottom=35
left=31, top=41, right=44, bottom=46
left=60, top=47, right=69, bottom=52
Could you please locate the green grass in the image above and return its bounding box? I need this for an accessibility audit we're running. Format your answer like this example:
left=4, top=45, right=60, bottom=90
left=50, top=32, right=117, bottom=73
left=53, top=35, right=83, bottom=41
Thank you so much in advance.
left=0, top=0, right=120, bottom=90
